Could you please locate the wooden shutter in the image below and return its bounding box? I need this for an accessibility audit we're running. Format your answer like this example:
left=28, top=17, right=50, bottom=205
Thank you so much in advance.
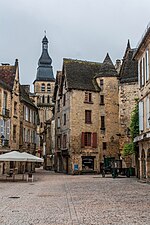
left=138, top=61, right=141, bottom=87
left=146, top=96, right=150, bottom=128
left=92, top=132, right=97, bottom=148
left=146, top=50, right=149, bottom=81
left=81, top=132, right=85, bottom=148
left=6, top=119, right=10, bottom=140
left=139, top=101, right=144, bottom=131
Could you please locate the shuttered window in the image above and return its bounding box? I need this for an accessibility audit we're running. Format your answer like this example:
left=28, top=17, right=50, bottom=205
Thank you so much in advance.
left=84, top=132, right=91, bottom=146
left=139, top=101, right=144, bottom=131
left=81, top=132, right=97, bottom=148
left=146, top=96, right=150, bottom=128
left=92, top=133, right=97, bottom=148
left=63, top=134, right=67, bottom=148
left=146, top=49, right=149, bottom=81
left=84, top=92, right=92, bottom=103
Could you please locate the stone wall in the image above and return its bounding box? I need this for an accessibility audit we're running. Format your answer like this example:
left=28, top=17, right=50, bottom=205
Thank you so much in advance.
left=119, top=82, right=138, bottom=152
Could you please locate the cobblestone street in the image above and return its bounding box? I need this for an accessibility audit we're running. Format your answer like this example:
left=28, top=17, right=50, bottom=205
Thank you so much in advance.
left=0, top=169, right=150, bottom=225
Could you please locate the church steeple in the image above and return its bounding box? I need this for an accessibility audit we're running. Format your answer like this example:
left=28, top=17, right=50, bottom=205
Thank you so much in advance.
left=34, top=35, right=55, bottom=82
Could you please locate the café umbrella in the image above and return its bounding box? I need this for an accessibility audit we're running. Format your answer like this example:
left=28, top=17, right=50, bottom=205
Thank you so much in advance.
left=0, top=151, right=43, bottom=162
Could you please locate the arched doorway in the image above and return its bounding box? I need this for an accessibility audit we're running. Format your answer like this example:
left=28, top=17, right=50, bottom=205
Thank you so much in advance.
left=141, top=149, right=146, bottom=179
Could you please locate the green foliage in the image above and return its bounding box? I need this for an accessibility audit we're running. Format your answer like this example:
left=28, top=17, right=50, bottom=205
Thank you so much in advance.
left=130, top=102, right=139, bottom=140
left=122, top=142, right=137, bottom=156
left=122, top=101, right=139, bottom=156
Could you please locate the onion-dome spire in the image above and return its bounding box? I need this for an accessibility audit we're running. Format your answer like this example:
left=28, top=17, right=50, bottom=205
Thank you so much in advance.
left=34, top=35, right=55, bottom=82
left=38, top=35, right=52, bottom=66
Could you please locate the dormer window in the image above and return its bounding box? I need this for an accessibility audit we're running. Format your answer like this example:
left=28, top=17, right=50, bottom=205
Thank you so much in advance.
left=84, top=92, right=92, bottom=103
left=41, top=83, right=45, bottom=92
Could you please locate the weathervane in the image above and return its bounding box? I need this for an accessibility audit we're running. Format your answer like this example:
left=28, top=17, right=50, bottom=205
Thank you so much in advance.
left=44, top=30, right=46, bottom=36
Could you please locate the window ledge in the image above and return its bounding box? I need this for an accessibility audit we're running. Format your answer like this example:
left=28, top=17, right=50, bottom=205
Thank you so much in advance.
left=84, top=101, right=93, bottom=104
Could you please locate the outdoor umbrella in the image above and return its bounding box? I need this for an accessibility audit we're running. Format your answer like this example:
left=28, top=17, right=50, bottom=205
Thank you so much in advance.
left=21, top=152, right=44, bottom=162
left=0, top=151, right=26, bottom=162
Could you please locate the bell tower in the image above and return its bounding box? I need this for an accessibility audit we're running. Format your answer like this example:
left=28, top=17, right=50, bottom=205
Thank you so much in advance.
left=33, top=35, right=55, bottom=155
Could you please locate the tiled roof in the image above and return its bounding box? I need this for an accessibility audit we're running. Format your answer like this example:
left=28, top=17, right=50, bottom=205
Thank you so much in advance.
left=119, top=42, right=138, bottom=83
left=0, top=65, right=16, bottom=90
left=63, top=58, right=101, bottom=92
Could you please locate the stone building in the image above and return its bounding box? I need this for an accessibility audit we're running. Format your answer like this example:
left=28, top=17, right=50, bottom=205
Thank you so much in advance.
left=0, top=60, right=20, bottom=153
left=32, top=35, right=55, bottom=166
left=118, top=40, right=138, bottom=170
left=0, top=60, right=20, bottom=173
left=134, top=24, right=150, bottom=180
left=19, top=85, right=38, bottom=153
left=0, top=60, right=39, bottom=174
left=53, top=54, right=119, bottom=174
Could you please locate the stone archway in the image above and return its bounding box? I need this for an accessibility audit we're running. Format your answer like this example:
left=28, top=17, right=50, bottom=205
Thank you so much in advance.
left=141, top=149, right=146, bottom=179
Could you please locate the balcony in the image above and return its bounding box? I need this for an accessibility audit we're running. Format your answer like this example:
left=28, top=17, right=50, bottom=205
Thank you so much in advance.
left=37, top=102, right=54, bottom=107
left=2, top=108, right=10, bottom=117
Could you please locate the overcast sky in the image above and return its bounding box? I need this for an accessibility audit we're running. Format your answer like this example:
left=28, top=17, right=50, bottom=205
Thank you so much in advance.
left=0, top=0, right=150, bottom=90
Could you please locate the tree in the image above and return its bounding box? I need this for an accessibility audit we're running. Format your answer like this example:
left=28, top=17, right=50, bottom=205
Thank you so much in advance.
left=122, top=101, right=139, bottom=156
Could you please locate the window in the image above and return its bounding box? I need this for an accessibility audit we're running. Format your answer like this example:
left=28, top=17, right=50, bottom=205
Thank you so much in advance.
left=57, top=136, right=61, bottom=149
left=64, top=114, right=66, bottom=125
left=57, top=117, right=60, bottom=128
left=42, top=95, right=45, bottom=103
left=84, top=92, right=92, bottom=103
left=47, top=95, right=50, bottom=104
left=101, top=116, right=105, bottom=130
left=30, top=110, right=32, bottom=123
left=63, top=94, right=66, bottom=106
left=47, top=83, right=51, bottom=92
left=100, top=95, right=104, bottom=105
left=41, top=83, right=45, bottom=92
left=81, top=132, right=97, bottom=148
left=23, top=128, right=25, bottom=142
left=57, top=99, right=60, bottom=112
left=146, top=49, right=149, bottom=81
left=14, top=101, right=17, bottom=115
left=27, top=129, right=30, bottom=142
left=63, top=134, right=67, bottom=148
left=103, top=142, right=107, bottom=150
left=146, top=96, right=150, bottom=128
left=139, top=59, right=142, bottom=87
left=139, top=101, right=144, bottom=132
left=3, top=92, right=7, bottom=109
left=25, top=106, right=29, bottom=121
left=85, top=110, right=92, bottom=124
left=84, top=132, right=91, bottom=146
left=13, top=125, right=16, bottom=142
left=100, top=79, right=104, bottom=88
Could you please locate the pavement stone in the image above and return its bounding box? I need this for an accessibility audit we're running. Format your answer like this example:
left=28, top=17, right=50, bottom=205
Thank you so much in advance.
left=0, top=169, right=150, bottom=225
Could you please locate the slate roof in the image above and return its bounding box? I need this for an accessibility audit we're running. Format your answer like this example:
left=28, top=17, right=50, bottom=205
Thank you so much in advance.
left=63, top=58, right=102, bottom=92
left=0, top=64, right=16, bottom=90
left=134, top=26, right=150, bottom=59
left=20, top=85, right=37, bottom=108
left=95, top=53, right=118, bottom=78
left=34, top=36, right=55, bottom=83
left=119, top=41, right=138, bottom=83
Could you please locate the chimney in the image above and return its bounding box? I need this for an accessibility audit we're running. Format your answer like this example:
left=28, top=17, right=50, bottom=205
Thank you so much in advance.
left=115, top=59, right=121, bottom=73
